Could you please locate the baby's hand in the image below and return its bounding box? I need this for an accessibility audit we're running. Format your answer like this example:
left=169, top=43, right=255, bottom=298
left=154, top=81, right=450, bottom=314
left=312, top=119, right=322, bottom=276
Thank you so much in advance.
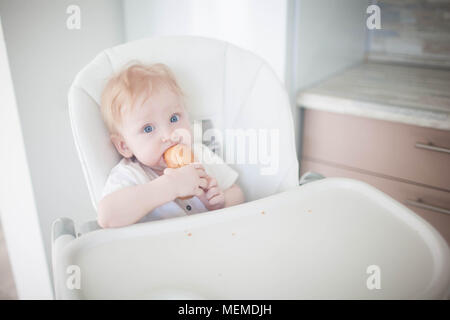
left=197, top=177, right=225, bottom=211
left=163, top=163, right=208, bottom=199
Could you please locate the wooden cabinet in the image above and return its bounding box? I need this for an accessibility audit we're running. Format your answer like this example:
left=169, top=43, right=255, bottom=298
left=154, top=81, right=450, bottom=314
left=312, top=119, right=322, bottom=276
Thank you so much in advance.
left=300, top=109, right=450, bottom=244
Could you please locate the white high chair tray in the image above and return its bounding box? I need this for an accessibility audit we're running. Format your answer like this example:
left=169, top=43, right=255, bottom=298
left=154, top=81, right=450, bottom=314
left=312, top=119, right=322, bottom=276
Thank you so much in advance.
left=52, top=178, right=450, bottom=299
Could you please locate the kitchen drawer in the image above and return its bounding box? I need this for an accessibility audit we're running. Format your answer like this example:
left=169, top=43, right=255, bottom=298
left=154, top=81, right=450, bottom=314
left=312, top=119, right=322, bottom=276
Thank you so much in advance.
left=302, top=109, right=450, bottom=191
left=300, top=158, right=450, bottom=245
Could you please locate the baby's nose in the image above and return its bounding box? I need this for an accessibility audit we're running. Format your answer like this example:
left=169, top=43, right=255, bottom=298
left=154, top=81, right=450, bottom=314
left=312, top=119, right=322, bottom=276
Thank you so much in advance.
left=161, top=129, right=174, bottom=143
left=162, top=130, right=180, bottom=143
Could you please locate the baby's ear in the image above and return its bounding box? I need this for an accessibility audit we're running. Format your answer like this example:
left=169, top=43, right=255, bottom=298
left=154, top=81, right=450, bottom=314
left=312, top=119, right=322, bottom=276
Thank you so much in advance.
left=110, top=133, right=133, bottom=158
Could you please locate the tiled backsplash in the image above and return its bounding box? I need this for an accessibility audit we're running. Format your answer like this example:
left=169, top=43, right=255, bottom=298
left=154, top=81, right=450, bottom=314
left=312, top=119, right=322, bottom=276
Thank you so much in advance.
left=367, top=0, right=450, bottom=67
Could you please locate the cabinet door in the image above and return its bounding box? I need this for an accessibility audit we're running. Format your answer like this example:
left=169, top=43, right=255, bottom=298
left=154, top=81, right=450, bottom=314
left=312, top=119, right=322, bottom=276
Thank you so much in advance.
left=302, top=109, right=450, bottom=191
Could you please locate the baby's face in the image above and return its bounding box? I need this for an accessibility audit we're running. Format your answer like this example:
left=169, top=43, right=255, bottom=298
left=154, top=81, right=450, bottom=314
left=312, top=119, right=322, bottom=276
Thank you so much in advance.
left=116, top=85, right=192, bottom=174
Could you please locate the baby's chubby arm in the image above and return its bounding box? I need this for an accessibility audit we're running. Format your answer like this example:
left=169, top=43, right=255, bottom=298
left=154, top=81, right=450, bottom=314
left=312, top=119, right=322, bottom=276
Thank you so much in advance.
left=97, top=163, right=208, bottom=228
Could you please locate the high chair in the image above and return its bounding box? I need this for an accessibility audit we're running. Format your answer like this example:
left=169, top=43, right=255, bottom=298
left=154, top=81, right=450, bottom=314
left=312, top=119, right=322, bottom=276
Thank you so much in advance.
left=52, top=36, right=450, bottom=299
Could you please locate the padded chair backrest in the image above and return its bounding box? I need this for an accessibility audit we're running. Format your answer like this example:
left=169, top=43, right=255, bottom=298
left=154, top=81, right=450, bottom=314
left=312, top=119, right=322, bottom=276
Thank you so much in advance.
left=69, top=36, right=298, bottom=211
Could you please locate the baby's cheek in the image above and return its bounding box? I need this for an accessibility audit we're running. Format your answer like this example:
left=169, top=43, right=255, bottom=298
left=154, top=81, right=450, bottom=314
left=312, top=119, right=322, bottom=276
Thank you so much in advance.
left=138, top=149, right=159, bottom=166
left=151, top=151, right=163, bottom=165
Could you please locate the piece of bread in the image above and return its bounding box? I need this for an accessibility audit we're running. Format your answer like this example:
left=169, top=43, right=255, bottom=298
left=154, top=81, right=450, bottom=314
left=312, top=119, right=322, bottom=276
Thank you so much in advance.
left=164, top=144, right=195, bottom=168
left=163, top=144, right=195, bottom=200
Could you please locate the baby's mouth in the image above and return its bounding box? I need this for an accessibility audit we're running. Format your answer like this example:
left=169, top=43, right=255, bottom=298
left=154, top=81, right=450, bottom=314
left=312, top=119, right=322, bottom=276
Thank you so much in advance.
left=161, top=154, right=168, bottom=167
left=164, top=142, right=178, bottom=153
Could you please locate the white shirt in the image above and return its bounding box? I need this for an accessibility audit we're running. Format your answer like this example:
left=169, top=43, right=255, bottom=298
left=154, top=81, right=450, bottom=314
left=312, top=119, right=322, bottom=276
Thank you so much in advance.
left=101, top=143, right=239, bottom=223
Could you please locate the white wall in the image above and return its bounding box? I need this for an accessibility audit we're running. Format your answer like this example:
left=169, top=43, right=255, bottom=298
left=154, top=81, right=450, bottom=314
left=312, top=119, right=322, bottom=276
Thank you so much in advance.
left=292, top=0, right=368, bottom=161
left=0, top=0, right=124, bottom=298
left=123, top=0, right=289, bottom=83
left=295, top=0, right=368, bottom=89
left=0, top=16, right=53, bottom=300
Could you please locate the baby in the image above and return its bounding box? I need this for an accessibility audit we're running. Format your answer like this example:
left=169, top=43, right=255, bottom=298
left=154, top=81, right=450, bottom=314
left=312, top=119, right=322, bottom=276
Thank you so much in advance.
left=98, top=62, right=245, bottom=228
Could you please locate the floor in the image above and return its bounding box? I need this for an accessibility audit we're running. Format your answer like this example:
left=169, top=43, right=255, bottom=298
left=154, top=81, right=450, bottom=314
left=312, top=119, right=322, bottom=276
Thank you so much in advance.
left=0, top=220, right=18, bottom=299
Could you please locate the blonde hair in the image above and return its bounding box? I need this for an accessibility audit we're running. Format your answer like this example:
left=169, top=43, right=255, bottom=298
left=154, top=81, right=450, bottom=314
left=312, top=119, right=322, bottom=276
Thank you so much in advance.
left=100, top=62, right=184, bottom=133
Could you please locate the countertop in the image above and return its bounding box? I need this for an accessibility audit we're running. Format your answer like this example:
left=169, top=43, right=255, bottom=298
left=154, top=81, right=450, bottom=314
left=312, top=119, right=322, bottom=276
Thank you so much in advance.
left=296, top=62, right=450, bottom=131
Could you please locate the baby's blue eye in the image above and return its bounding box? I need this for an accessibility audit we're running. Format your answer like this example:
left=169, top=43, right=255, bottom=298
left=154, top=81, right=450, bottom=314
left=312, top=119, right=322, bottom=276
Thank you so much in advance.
left=170, top=114, right=179, bottom=123
left=144, top=125, right=153, bottom=133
